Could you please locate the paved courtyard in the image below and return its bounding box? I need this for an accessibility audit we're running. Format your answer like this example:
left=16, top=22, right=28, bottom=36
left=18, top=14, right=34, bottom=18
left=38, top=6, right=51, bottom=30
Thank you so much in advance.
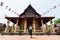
left=0, top=35, right=60, bottom=40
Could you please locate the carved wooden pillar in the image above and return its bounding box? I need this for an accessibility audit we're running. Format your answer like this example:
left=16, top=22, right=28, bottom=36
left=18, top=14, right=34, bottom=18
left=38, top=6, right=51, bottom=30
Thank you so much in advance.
left=50, top=20, right=55, bottom=33
left=33, top=19, right=36, bottom=32
left=14, top=19, right=19, bottom=32
left=24, top=19, right=27, bottom=32
left=12, top=24, right=15, bottom=32
left=44, top=24, right=47, bottom=32
left=16, top=19, right=19, bottom=32
left=41, top=18, right=45, bottom=32
left=5, top=19, right=10, bottom=33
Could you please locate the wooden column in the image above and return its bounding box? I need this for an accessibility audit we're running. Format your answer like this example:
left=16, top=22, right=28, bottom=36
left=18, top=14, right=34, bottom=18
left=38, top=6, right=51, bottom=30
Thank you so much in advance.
left=44, top=24, right=47, bottom=32
left=33, top=19, right=36, bottom=32
left=14, top=19, right=19, bottom=32
left=24, top=19, right=27, bottom=32
left=16, top=19, right=19, bottom=32
left=5, top=19, right=10, bottom=33
left=12, top=24, right=15, bottom=32
left=41, top=18, right=45, bottom=32
left=50, top=20, right=55, bottom=33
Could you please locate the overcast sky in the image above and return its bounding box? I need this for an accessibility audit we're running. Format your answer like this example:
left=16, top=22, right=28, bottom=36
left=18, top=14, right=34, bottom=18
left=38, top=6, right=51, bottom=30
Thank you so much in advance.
left=0, top=0, right=60, bottom=25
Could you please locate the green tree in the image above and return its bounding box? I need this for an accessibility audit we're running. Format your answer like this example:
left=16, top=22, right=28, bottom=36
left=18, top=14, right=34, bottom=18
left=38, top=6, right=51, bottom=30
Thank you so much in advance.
left=54, top=18, right=60, bottom=24
left=54, top=18, right=60, bottom=35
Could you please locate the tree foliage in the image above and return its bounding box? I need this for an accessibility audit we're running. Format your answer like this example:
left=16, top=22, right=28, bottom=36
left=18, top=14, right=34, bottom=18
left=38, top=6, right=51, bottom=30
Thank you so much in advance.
left=54, top=18, right=60, bottom=24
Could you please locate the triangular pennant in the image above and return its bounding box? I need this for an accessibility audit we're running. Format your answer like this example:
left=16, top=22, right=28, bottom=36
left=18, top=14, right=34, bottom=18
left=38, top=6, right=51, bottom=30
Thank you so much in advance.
left=14, top=12, right=16, bottom=14
left=53, top=6, right=56, bottom=9
left=5, top=6, right=8, bottom=9
left=43, top=10, right=49, bottom=15
left=8, top=8, right=11, bottom=11
left=0, top=2, right=3, bottom=6
left=14, top=12, right=19, bottom=16
left=47, top=10, right=49, bottom=13
left=5, top=14, right=7, bottom=17
left=12, top=10, right=14, bottom=12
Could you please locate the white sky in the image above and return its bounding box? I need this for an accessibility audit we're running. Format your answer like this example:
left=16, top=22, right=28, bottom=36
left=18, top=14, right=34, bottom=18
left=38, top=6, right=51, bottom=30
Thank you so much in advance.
left=0, top=0, right=60, bottom=26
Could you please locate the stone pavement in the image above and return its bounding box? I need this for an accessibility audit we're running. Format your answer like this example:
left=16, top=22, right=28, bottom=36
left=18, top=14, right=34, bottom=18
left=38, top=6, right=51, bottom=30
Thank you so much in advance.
left=0, top=35, right=60, bottom=40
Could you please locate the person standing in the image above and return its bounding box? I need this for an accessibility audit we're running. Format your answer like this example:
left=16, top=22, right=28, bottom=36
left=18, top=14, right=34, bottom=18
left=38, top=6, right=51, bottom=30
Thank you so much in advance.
left=29, top=25, right=33, bottom=38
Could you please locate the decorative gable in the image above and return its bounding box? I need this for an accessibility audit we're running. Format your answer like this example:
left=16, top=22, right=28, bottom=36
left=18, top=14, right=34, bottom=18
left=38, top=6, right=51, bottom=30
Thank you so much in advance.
left=19, top=4, right=41, bottom=18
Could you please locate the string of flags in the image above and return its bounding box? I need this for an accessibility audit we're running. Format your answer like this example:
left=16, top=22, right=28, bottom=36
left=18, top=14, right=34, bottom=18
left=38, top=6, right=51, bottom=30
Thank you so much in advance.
left=0, top=1, right=60, bottom=16
left=42, top=5, right=57, bottom=15
left=0, top=1, right=19, bottom=16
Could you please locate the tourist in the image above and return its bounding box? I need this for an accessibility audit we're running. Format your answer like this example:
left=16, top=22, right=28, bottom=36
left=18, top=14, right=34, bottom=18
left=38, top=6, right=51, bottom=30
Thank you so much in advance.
left=29, top=25, right=33, bottom=38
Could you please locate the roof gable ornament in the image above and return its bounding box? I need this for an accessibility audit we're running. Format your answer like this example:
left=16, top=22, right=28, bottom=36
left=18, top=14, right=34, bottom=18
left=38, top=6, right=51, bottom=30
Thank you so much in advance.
left=19, top=4, right=41, bottom=18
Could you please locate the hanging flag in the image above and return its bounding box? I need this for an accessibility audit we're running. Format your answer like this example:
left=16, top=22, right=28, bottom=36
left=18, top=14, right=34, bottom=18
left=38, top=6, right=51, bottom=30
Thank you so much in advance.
left=5, top=6, right=8, bottom=9
left=43, top=10, right=49, bottom=15
left=47, top=10, right=49, bottom=13
left=53, top=6, right=56, bottom=9
left=14, top=12, right=16, bottom=14
left=16, top=13, right=19, bottom=16
left=8, top=8, right=11, bottom=11
left=12, top=10, right=14, bottom=12
left=5, top=14, right=7, bottom=17
left=0, top=2, right=3, bottom=6
left=14, top=12, right=19, bottom=16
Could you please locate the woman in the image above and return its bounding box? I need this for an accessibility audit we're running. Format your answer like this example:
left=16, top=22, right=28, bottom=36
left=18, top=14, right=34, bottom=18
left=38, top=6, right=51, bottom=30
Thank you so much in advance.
left=29, top=25, right=33, bottom=38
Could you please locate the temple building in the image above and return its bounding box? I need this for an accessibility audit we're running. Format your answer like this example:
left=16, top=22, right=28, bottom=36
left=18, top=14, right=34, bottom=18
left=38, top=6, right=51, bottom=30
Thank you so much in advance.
left=4, top=5, right=55, bottom=33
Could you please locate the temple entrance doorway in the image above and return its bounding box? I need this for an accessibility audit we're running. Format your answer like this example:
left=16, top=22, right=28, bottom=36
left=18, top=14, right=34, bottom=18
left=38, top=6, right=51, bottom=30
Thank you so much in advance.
left=27, top=19, right=33, bottom=30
